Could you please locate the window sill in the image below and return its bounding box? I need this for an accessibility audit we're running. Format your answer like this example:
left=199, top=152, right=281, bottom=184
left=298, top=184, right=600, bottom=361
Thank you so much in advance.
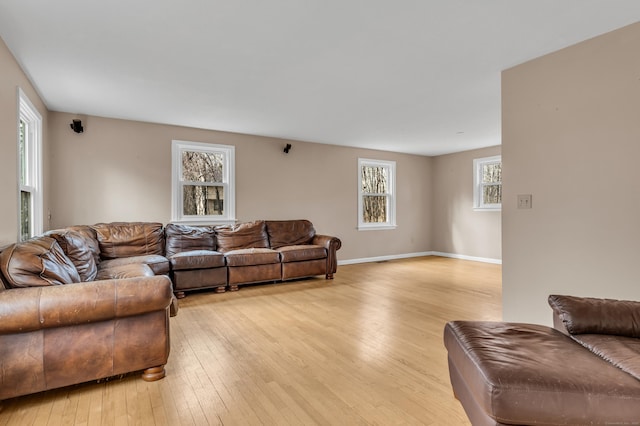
left=473, top=208, right=501, bottom=212
left=357, top=224, right=398, bottom=231
left=171, top=218, right=237, bottom=226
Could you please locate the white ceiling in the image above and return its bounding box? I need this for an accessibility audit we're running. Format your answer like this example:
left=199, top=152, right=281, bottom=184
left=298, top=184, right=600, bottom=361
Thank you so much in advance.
left=1, top=2, right=639, bottom=156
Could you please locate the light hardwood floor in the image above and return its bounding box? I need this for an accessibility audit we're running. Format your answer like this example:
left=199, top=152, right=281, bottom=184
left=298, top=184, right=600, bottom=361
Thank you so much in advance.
left=0, top=256, right=501, bottom=425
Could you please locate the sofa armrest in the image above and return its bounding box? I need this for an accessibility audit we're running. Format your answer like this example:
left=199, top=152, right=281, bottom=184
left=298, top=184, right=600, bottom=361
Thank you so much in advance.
left=312, top=235, right=342, bottom=276
left=548, top=294, right=640, bottom=337
left=0, top=276, right=173, bottom=335
left=312, top=234, right=342, bottom=251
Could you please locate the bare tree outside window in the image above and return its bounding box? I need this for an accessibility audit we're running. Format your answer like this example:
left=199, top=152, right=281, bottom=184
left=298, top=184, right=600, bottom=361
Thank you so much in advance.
left=361, top=165, right=389, bottom=223
left=19, top=119, right=30, bottom=241
left=473, top=155, right=501, bottom=210
left=181, top=151, right=225, bottom=216
left=482, top=162, right=502, bottom=205
left=172, top=141, right=235, bottom=223
left=358, top=158, right=396, bottom=230
left=18, top=89, right=42, bottom=241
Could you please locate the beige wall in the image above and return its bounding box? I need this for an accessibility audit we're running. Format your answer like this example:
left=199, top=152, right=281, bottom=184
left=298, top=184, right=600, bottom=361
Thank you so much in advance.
left=49, top=112, right=432, bottom=261
left=432, top=146, right=501, bottom=261
left=0, top=38, right=49, bottom=246
left=502, top=22, right=640, bottom=325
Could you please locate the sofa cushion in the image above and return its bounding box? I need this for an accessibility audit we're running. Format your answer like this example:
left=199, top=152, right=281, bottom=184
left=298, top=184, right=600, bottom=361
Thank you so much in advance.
left=276, top=245, right=326, bottom=263
left=165, top=223, right=216, bottom=257
left=572, top=334, right=640, bottom=382
left=548, top=294, right=640, bottom=337
left=169, top=250, right=225, bottom=270
left=46, top=228, right=99, bottom=282
left=0, top=237, right=81, bottom=288
left=66, top=225, right=101, bottom=263
left=444, top=320, right=640, bottom=425
left=99, top=255, right=170, bottom=275
left=266, top=220, right=315, bottom=249
left=92, top=222, right=164, bottom=260
left=96, top=263, right=155, bottom=280
left=215, top=221, right=269, bottom=252
left=224, top=248, right=280, bottom=267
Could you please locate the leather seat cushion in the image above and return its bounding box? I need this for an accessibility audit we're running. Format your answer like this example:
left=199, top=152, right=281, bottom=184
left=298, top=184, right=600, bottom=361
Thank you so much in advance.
left=96, top=263, right=155, bottom=280
left=276, top=245, right=326, bottom=263
left=99, top=255, right=169, bottom=275
left=444, top=321, right=640, bottom=425
left=169, top=250, right=225, bottom=270
left=224, top=248, right=280, bottom=267
left=572, top=333, right=640, bottom=382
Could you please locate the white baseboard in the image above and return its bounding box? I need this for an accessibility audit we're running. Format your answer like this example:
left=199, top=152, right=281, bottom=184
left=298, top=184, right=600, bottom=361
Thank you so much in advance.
left=338, top=251, right=501, bottom=266
left=338, top=252, right=433, bottom=265
left=431, top=251, right=502, bottom=265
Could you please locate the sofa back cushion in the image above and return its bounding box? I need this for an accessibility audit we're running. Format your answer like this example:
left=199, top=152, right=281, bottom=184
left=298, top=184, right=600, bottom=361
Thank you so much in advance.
left=165, top=223, right=216, bottom=257
left=65, top=225, right=101, bottom=263
left=266, top=220, right=316, bottom=249
left=548, top=294, right=640, bottom=337
left=92, top=222, right=165, bottom=260
left=0, top=237, right=81, bottom=288
left=215, top=221, right=269, bottom=253
left=46, top=227, right=99, bottom=282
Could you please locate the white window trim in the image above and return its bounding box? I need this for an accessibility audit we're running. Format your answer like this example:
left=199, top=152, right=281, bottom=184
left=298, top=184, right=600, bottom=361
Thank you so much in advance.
left=171, top=140, right=236, bottom=225
left=358, top=158, right=397, bottom=231
left=473, top=155, right=502, bottom=211
left=17, top=88, right=43, bottom=240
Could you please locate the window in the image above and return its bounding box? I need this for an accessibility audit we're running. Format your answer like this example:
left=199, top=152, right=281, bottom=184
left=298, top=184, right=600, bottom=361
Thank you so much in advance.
left=358, top=158, right=396, bottom=230
left=473, top=155, right=502, bottom=210
left=171, top=140, right=235, bottom=224
left=18, top=89, right=43, bottom=241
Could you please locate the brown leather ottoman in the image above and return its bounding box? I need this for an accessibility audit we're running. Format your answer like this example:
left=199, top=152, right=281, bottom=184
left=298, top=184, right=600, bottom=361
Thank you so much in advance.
left=444, top=321, right=640, bottom=425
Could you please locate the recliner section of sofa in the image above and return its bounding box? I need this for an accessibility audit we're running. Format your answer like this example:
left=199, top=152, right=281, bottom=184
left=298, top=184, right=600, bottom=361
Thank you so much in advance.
left=164, top=223, right=227, bottom=296
left=215, top=221, right=281, bottom=291
left=267, top=219, right=339, bottom=281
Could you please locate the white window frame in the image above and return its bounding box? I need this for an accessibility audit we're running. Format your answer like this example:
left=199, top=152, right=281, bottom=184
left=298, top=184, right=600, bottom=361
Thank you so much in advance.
left=17, top=88, right=43, bottom=241
left=171, top=140, right=236, bottom=224
left=473, top=155, right=502, bottom=211
left=358, top=158, right=397, bottom=231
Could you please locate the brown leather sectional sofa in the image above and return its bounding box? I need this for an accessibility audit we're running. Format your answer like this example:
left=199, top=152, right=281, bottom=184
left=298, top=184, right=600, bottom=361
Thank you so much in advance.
left=444, top=295, right=640, bottom=425
left=0, top=219, right=340, bottom=400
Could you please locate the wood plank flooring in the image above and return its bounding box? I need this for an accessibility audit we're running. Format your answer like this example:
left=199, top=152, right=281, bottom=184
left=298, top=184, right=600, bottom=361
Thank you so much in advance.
left=0, top=256, right=502, bottom=425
